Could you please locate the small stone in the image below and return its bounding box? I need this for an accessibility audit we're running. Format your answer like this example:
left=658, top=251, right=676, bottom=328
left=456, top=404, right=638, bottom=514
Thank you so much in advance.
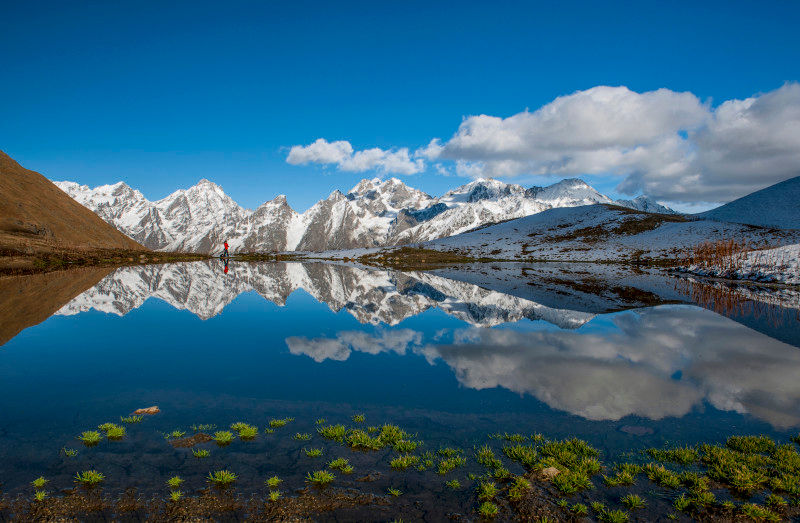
left=541, top=466, right=560, bottom=479
left=132, top=406, right=160, bottom=415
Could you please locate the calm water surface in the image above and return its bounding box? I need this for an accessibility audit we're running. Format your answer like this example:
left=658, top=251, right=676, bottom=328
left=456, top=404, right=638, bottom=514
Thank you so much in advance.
left=1, top=261, right=798, bottom=518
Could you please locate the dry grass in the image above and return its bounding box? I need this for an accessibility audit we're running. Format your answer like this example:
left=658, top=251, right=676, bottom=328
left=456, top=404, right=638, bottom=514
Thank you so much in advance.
left=686, top=239, right=752, bottom=272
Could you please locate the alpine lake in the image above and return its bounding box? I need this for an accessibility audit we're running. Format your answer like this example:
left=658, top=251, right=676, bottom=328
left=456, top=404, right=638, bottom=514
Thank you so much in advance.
left=1, top=260, right=799, bottom=521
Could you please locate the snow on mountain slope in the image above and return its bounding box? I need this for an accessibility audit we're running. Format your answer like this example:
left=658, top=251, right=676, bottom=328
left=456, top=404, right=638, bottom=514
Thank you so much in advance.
left=56, top=261, right=596, bottom=328
left=698, top=176, right=800, bottom=229
left=56, top=176, right=674, bottom=253
left=615, top=195, right=676, bottom=214
left=420, top=204, right=800, bottom=262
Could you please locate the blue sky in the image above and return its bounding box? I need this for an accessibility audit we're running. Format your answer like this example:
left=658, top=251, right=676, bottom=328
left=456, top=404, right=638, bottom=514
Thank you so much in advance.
left=2, top=1, right=799, bottom=211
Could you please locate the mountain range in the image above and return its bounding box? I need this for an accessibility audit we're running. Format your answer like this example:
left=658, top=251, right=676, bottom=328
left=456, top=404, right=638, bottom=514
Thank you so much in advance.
left=55, top=176, right=674, bottom=253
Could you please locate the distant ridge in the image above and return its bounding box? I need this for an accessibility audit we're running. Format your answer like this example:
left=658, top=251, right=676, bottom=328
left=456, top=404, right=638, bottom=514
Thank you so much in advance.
left=699, top=176, right=800, bottom=230
left=0, top=151, right=145, bottom=253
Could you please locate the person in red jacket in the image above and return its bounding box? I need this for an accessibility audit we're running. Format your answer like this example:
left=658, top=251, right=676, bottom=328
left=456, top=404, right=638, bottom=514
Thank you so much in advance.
left=223, top=240, right=229, bottom=258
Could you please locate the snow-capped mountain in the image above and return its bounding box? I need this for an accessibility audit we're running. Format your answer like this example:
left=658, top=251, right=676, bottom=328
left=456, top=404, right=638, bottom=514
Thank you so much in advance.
left=56, top=261, right=596, bottom=329
left=55, top=176, right=674, bottom=253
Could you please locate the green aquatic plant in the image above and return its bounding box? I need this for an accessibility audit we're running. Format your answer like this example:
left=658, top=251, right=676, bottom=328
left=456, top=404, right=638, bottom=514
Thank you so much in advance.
left=213, top=430, right=234, bottom=446
left=304, top=447, right=323, bottom=458
left=78, top=430, right=102, bottom=447
left=700, top=444, right=768, bottom=494
left=621, top=493, right=645, bottom=510
left=306, top=470, right=334, bottom=486
left=591, top=501, right=606, bottom=513
left=643, top=462, right=681, bottom=489
left=170, top=429, right=186, bottom=439
left=599, top=509, right=629, bottom=523
left=106, top=425, right=126, bottom=440
left=269, top=417, right=294, bottom=428
left=437, top=455, right=466, bottom=475
left=477, top=480, right=498, bottom=501
left=726, top=435, right=776, bottom=454
left=557, top=498, right=569, bottom=508
left=230, top=422, right=249, bottom=432
left=31, top=476, right=48, bottom=489
left=387, top=487, right=402, bottom=497
left=268, top=490, right=281, bottom=502
left=551, top=469, right=593, bottom=494
left=437, top=447, right=462, bottom=457
left=390, top=454, right=419, bottom=470
left=690, top=489, right=715, bottom=508
left=740, top=503, right=780, bottom=522
left=166, top=476, right=184, bottom=489
left=293, top=432, right=312, bottom=441
left=237, top=424, right=258, bottom=440
left=502, top=444, right=537, bottom=468
left=417, top=451, right=435, bottom=471
left=98, top=422, right=117, bottom=432
left=603, top=469, right=636, bottom=487
left=192, top=448, right=210, bottom=458
left=169, top=490, right=183, bottom=502
left=346, top=428, right=383, bottom=450
left=476, top=445, right=502, bottom=469
left=673, top=493, right=691, bottom=511
left=393, top=439, right=420, bottom=453
left=507, top=476, right=531, bottom=501
left=478, top=501, right=498, bottom=518
left=766, top=493, right=787, bottom=507
left=266, top=475, right=282, bottom=488
left=317, top=424, right=347, bottom=442
left=492, top=466, right=511, bottom=480
left=679, top=470, right=709, bottom=491
left=315, top=418, right=326, bottom=425
left=352, top=413, right=365, bottom=423
left=74, top=470, right=105, bottom=487
left=61, top=447, right=78, bottom=457
left=571, top=503, right=588, bottom=516
left=34, top=490, right=47, bottom=502
left=191, top=423, right=216, bottom=432
left=367, top=426, right=380, bottom=434
left=120, top=415, right=143, bottom=424
left=647, top=445, right=699, bottom=465
left=207, top=469, right=237, bottom=487
left=445, top=479, right=461, bottom=490
left=378, top=424, right=411, bottom=445
left=328, top=458, right=350, bottom=471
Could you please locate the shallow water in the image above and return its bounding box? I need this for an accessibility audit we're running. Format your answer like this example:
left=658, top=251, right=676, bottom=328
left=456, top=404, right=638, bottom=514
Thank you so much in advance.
left=1, top=260, right=798, bottom=519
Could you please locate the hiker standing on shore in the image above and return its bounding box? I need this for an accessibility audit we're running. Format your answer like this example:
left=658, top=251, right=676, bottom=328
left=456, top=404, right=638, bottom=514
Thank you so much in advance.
left=223, top=240, right=229, bottom=258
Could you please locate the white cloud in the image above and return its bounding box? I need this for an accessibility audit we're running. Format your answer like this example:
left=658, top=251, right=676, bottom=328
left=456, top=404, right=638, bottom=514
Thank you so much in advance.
left=287, top=84, right=800, bottom=203
left=286, top=138, right=424, bottom=175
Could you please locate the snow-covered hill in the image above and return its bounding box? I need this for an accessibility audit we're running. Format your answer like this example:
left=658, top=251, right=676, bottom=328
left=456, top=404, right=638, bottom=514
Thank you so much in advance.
left=418, top=204, right=800, bottom=262
left=55, top=176, right=673, bottom=253
left=698, top=176, right=800, bottom=230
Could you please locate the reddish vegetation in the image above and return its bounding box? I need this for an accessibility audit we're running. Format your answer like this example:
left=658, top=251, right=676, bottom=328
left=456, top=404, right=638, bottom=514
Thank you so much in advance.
left=685, top=239, right=755, bottom=272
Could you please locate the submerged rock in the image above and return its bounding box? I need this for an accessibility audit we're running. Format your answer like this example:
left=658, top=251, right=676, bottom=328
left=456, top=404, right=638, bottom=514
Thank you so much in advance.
left=132, top=406, right=160, bottom=415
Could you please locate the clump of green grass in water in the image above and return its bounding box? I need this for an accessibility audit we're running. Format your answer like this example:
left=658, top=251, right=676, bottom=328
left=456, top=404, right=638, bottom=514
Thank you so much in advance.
left=169, top=429, right=186, bottom=439
left=166, top=476, right=184, bottom=489
left=557, top=499, right=569, bottom=508
left=31, top=477, right=48, bottom=489
left=106, top=425, right=126, bottom=441
left=98, top=422, right=117, bottom=432
left=293, top=432, right=312, bottom=441
left=599, top=509, right=629, bottom=523
left=417, top=451, right=435, bottom=471
left=477, top=480, right=498, bottom=501
left=74, top=470, right=105, bottom=487
left=507, top=476, right=531, bottom=501
left=740, top=503, right=780, bottom=522
left=306, top=470, right=334, bottom=487
left=766, top=493, right=787, bottom=508
left=387, top=487, right=402, bottom=497
left=329, top=457, right=354, bottom=473
left=34, top=490, right=47, bottom=502
left=621, top=493, right=645, bottom=510
left=674, top=493, right=691, bottom=512
left=315, top=418, right=326, bottom=425
left=678, top=470, right=709, bottom=491
left=191, top=423, right=216, bottom=432
left=120, top=415, right=143, bottom=424
left=643, top=463, right=681, bottom=489
left=552, top=469, right=593, bottom=494
left=393, top=439, right=420, bottom=453
left=78, top=430, right=102, bottom=447
left=269, top=417, right=294, bottom=428
left=346, top=428, right=383, bottom=451
left=352, top=413, right=365, bottom=423
left=502, top=444, right=537, bottom=468
left=390, top=454, right=419, bottom=470
left=591, top=501, right=606, bottom=513
left=438, top=455, right=466, bottom=475
left=476, top=445, right=502, bottom=469
left=726, top=435, right=776, bottom=454
left=604, top=469, right=637, bottom=487
left=268, top=490, right=281, bottom=502
left=571, top=503, right=588, bottom=516
left=445, top=479, right=461, bottom=490
left=535, top=437, right=601, bottom=494
left=213, top=431, right=234, bottom=446
left=699, top=444, right=768, bottom=495
left=689, top=489, right=715, bottom=509
left=646, top=445, right=699, bottom=465
left=478, top=501, right=498, bottom=518
left=230, top=422, right=249, bottom=432
left=437, top=447, right=462, bottom=457
left=317, top=424, right=346, bottom=442
left=169, top=490, right=183, bottom=502
left=304, top=447, right=323, bottom=458
left=237, top=424, right=258, bottom=440
left=266, top=475, right=282, bottom=488
left=207, top=470, right=237, bottom=487
left=192, top=448, right=210, bottom=459
left=61, top=447, right=78, bottom=457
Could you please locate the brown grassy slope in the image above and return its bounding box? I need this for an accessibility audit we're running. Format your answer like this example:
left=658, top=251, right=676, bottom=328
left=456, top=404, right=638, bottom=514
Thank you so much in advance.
left=0, top=267, right=113, bottom=346
left=0, top=150, right=144, bottom=253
